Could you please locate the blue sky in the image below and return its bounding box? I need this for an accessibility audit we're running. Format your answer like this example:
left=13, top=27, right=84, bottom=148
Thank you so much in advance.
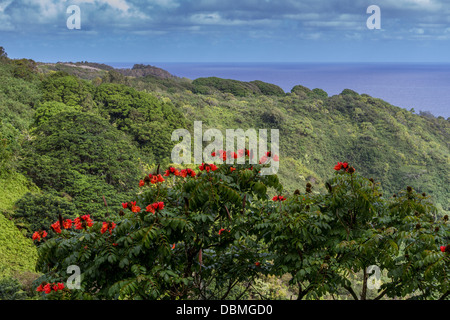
left=1, top=0, right=450, bottom=63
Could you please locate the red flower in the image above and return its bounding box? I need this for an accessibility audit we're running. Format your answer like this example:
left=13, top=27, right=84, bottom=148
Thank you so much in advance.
left=146, top=204, right=155, bottom=214
left=32, top=230, right=47, bottom=242
left=157, top=174, right=165, bottom=182
left=272, top=195, right=286, bottom=202
left=171, top=243, right=176, bottom=250
left=44, top=283, right=51, bottom=294
left=139, top=180, right=145, bottom=187
left=62, top=219, right=72, bottom=229
left=74, top=215, right=94, bottom=230
left=199, top=163, right=218, bottom=172
left=218, top=228, right=230, bottom=236
left=180, top=168, right=196, bottom=178
left=255, top=262, right=261, bottom=267
left=36, top=284, right=44, bottom=292
left=230, top=167, right=236, bottom=172
left=441, top=246, right=447, bottom=253
left=164, top=167, right=180, bottom=177
left=53, top=284, right=59, bottom=292
left=146, top=202, right=164, bottom=214
left=131, top=205, right=141, bottom=213
left=112, top=243, right=118, bottom=246
left=122, top=202, right=128, bottom=209
left=334, top=162, right=349, bottom=171
left=101, top=221, right=116, bottom=234
left=57, top=283, right=64, bottom=291
left=32, top=231, right=40, bottom=241
left=51, top=221, right=62, bottom=234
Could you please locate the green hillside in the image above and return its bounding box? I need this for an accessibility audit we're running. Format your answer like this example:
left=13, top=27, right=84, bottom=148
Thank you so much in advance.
left=0, top=47, right=449, bottom=298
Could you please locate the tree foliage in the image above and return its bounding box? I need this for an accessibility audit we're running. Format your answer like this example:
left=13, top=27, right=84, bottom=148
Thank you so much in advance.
left=32, top=162, right=449, bottom=300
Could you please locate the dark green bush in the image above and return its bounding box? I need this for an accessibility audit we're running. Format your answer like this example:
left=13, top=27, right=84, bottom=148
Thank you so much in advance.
left=0, top=276, right=29, bottom=300
left=13, top=192, right=77, bottom=237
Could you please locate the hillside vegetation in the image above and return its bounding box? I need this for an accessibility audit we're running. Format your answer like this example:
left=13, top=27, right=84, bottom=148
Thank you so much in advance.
left=0, top=47, right=449, bottom=298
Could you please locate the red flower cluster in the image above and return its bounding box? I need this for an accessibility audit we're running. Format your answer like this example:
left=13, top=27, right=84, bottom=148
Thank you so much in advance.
left=139, top=173, right=165, bottom=187
left=74, top=215, right=94, bottom=230
left=36, top=282, right=65, bottom=294
left=180, top=168, right=196, bottom=178
left=218, top=228, right=230, bottom=236
left=146, top=201, right=164, bottom=214
left=50, top=219, right=73, bottom=234
left=122, top=201, right=141, bottom=213
left=334, top=162, right=349, bottom=171
left=260, top=152, right=280, bottom=164
left=101, top=221, right=117, bottom=235
left=238, top=149, right=251, bottom=158
left=211, top=150, right=237, bottom=161
left=272, top=195, right=286, bottom=202
left=441, top=245, right=449, bottom=253
left=32, top=230, right=47, bottom=242
left=334, top=162, right=356, bottom=174
left=152, top=174, right=165, bottom=184
left=164, top=166, right=180, bottom=177
left=199, top=163, right=218, bottom=172
left=212, top=149, right=254, bottom=161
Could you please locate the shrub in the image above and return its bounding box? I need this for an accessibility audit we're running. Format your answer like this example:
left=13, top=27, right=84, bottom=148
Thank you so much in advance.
left=13, top=192, right=77, bottom=237
left=0, top=276, right=28, bottom=300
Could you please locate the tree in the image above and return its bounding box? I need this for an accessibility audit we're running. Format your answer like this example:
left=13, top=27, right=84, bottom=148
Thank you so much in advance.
left=0, top=47, right=7, bottom=60
left=93, top=83, right=187, bottom=163
left=41, top=72, right=94, bottom=107
left=20, top=111, right=141, bottom=217
left=13, top=192, right=77, bottom=238
left=32, top=159, right=449, bottom=300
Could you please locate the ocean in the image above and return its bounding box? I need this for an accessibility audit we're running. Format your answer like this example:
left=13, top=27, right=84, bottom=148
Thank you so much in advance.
left=109, top=62, right=450, bottom=118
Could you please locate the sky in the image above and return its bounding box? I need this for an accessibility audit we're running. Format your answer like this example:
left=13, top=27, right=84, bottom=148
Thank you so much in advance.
left=1, top=0, right=450, bottom=63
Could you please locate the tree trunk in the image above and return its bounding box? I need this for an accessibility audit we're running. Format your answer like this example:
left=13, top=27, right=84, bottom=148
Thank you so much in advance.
left=361, top=267, right=368, bottom=300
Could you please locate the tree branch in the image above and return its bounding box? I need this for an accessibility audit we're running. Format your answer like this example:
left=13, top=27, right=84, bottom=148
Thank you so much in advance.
left=344, top=284, right=359, bottom=300
left=439, top=290, right=449, bottom=300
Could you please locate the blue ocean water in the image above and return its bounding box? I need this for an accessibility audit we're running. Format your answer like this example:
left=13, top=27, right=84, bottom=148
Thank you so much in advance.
left=109, top=62, right=450, bottom=118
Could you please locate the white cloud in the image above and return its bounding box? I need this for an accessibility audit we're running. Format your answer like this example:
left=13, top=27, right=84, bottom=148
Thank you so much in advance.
left=410, top=27, right=425, bottom=34
left=0, top=0, right=13, bottom=12
left=189, top=12, right=271, bottom=27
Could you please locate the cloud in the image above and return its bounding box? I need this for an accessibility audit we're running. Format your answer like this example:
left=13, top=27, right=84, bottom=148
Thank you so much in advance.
left=0, top=0, right=449, bottom=41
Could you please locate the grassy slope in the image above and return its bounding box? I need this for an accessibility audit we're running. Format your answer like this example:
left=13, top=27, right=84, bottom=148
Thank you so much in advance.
left=0, top=171, right=39, bottom=277
left=0, top=60, right=40, bottom=278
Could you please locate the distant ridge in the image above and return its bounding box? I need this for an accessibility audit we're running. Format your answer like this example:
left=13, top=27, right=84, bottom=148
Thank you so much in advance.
left=116, top=63, right=177, bottom=79
left=37, top=61, right=177, bottom=80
